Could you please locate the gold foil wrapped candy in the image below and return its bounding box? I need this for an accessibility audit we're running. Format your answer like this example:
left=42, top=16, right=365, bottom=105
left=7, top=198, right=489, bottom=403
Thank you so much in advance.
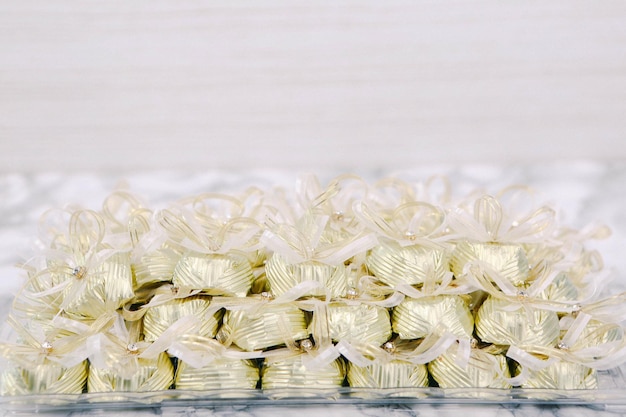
left=312, top=302, right=391, bottom=346
left=366, top=240, right=450, bottom=287
left=88, top=352, right=174, bottom=392
left=475, top=296, right=560, bottom=347
left=519, top=361, right=597, bottom=390
left=429, top=345, right=511, bottom=389
left=261, top=354, right=345, bottom=390
left=26, top=209, right=137, bottom=319
left=46, top=252, right=135, bottom=320
left=142, top=294, right=223, bottom=342
left=101, top=195, right=181, bottom=290
left=392, top=295, right=474, bottom=340
left=0, top=360, right=88, bottom=396
left=260, top=206, right=378, bottom=299
left=568, top=320, right=624, bottom=349
left=265, top=253, right=350, bottom=299
left=219, top=302, right=308, bottom=351
left=132, top=242, right=182, bottom=290
left=347, top=359, right=428, bottom=389
left=5, top=177, right=626, bottom=399
left=175, top=359, right=259, bottom=391
left=172, top=253, right=254, bottom=297
left=539, top=273, right=580, bottom=304
left=0, top=313, right=112, bottom=396
left=450, top=241, right=530, bottom=286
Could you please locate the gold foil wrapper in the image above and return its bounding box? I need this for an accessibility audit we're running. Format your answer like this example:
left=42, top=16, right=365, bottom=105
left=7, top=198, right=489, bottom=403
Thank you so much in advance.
left=0, top=360, right=87, bottom=396
left=220, top=303, right=308, bottom=351
left=245, top=249, right=268, bottom=269
left=88, top=352, right=174, bottom=392
left=142, top=295, right=223, bottom=342
left=261, top=354, right=345, bottom=390
left=347, top=359, right=428, bottom=388
left=265, top=253, right=349, bottom=298
left=567, top=319, right=623, bottom=350
left=54, top=252, right=135, bottom=320
left=315, top=302, right=391, bottom=346
left=133, top=243, right=183, bottom=290
left=366, top=241, right=450, bottom=287
left=175, top=359, right=259, bottom=391
left=475, top=296, right=560, bottom=347
left=450, top=241, right=530, bottom=286
left=539, top=273, right=579, bottom=303
left=519, top=361, right=598, bottom=389
left=172, top=253, right=254, bottom=296
left=392, top=295, right=474, bottom=340
left=429, top=348, right=511, bottom=389
left=523, top=243, right=563, bottom=274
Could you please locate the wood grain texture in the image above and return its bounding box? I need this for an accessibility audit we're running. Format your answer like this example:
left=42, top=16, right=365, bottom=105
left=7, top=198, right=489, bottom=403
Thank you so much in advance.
left=1, top=1, right=625, bottom=171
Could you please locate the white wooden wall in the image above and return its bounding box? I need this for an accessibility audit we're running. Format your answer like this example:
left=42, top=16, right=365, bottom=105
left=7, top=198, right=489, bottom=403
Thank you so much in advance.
left=1, top=1, right=626, bottom=171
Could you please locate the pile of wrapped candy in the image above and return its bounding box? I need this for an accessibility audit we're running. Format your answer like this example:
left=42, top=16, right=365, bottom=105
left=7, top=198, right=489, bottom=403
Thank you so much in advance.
left=2, top=174, right=626, bottom=396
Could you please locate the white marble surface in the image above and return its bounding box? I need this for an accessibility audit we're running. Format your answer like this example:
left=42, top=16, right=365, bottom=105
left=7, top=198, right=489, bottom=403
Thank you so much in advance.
left=1, top=162, right=626, bottom=416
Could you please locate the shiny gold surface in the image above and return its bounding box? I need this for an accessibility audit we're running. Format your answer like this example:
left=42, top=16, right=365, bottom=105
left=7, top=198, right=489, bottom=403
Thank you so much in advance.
left=261, top=355, right=345, bottom=389
left=568, top=319, right=623, bottom=350
left=539, top=273, right=579, bottom=303
left=265, top=253, right=349, bottom=298
left=392, top=295, right=474, bottom=340
left=366, top=241, right=450, bottom=287
left=172, top=253, right=254, bottom=296
left=429, top=348, right=511, bottom=389
left=0, top=360, right=87, bottom=396
left=476, top=296, right=560, bottom=347
left=133, top=243, right=182, bottom=289
left=58, top=253, right=135, bottom=320
left=220, top=303, right=309, bottom=351
left=347, top=359, right=428, bottom=388
left=315, top=302, right=392, bottom=346
left=175, top=359, right=259, bottom=390
left=142, top=296, right=222, bottom=342
left=450, top=241, right=529, bottom=286
left=88, top=352, right=174, bottom=392
left=520, top=361, right=598, bottom=389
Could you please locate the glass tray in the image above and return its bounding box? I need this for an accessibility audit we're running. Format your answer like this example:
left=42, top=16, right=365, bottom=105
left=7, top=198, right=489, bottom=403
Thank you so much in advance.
left=3, top=365, right=626, bottom=413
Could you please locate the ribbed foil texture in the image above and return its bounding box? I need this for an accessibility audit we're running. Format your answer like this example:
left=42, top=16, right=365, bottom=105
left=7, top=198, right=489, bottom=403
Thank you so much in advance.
left=221, top=303, right=309, bottom=351
left=172, top=253, right=254, bottom=296
left=175, top=359, right=259, bottom=391
left=347, top=360, right=428, bottom=388
left=88, top=352, right=174, bottom=392
left=366, top=241, right=450, bottom=287
left=569, top=320, right=623, bottom=350
left=52, top=252, right=135, bottom=320
left=429, top=349, right=511, bottom=389
left=539, top=273, right=579, bottom=303
left=0, top=360, right=87, bottom=396
left=392, top=295, right=474, bottom=340
left=475, top=296, right=560, bottom=347
left=265, top=253, right=350, bottom=298
left=133, top=243, right=182, bottom=289
left=142, top=296, right=223, bottom=342
left=450, top=241, right=530, bottom=286
left=319, top=302, right=392, bottom=346
left=246, top=249, right=268, bottom=269
left=520, top=361, right=598, bottom=389
left=261, top=355, right=345, bottom=389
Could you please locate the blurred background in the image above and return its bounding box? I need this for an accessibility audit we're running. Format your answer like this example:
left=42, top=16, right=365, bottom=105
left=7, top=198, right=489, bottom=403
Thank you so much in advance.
left=1, top=0, right=626, bottom=172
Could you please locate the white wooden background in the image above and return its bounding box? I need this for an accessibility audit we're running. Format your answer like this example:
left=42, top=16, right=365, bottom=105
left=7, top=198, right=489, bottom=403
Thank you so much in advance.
left=1, top=1, right=626, bottom=172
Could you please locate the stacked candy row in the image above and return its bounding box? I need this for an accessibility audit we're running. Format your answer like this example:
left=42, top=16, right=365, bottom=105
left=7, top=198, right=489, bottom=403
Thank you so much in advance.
left=1, top=175, right=624, bottom=396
